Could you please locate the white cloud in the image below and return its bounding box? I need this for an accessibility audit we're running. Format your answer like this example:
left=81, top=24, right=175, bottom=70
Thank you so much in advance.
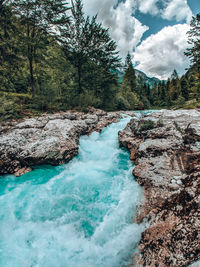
left=137, top=0, right=160, bottom=16
left=162, top=0, right=193, bottom=24
left=81, top=0, right=193, bottom=61
left=81, top=0, right=193, bottom=76
left=83, top=0, right=149, bottom=59
left=134, top=24, right=191, bottom=79
left=136, top=0, right=193, bottom=23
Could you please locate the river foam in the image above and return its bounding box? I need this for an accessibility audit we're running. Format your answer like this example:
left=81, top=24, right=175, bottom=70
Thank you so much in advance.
left=0, top=117, right=143, bottom=267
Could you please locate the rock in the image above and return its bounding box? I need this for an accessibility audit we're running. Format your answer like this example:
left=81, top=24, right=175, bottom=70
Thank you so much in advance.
left=119, top=109, right=200, bottom=267
left=0, top=109, right=120, bottom=176
left=177, top=179, right=182, bottom=185
left=14, top=167, right=32, bottom=177
left=169, top=183, right=179, bottom=190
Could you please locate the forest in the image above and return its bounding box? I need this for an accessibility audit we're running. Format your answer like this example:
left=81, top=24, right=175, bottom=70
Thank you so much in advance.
left=0, top=0, right=200, bottom=120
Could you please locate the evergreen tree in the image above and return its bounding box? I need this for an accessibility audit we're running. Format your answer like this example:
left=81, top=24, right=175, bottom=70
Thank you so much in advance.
left=169, top=70, right=181, bottom=101
left=165, top=79, right=171, bottom=107
left=185, top=14, right=200, bottom=102
left=189, top=72, right=200, bottom=101
left=61, top=0, right=120, bottom=105
left=160, top=81, right=166, bottom=104
left=180, top=76, right=189, bottom=100
left=118, top=52, right=142, bottom=110
left=150, top=83, right=158, bottom=106
left=123, top=52, right=137, bottom=93
left=185, top=14, right=200, bottom=66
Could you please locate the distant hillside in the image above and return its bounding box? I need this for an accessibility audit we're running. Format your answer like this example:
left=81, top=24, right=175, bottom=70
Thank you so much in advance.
left=117, top=69, right=160, bottom=88
left=135, top=69, right=160, bottom=88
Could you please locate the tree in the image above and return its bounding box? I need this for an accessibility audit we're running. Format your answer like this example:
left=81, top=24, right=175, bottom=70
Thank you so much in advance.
left=61, top=0, right=120, bottom=103
left=118, top=53, right=143, bottom=110
left=150, top=83, right=158, bottom=106
left=11, top=0, right=70, bottom=96
left=185, top=14, right=200, bottom=102
left=123, top=52, right=137, bottom=93
left=180, top=76, right=189, bottom=100
left=0, top=2, right=25, bottom=92
left=160, top=81, right=166, bottom=103
left=169, top=70, right=181, bottom=101
left=165, top=79, right=171, bottom=107
left=185, top=14, right=200, bottom=66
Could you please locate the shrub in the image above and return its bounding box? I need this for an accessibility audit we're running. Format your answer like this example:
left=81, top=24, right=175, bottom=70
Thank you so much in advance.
left=78, top=91, right=101, bottom=110
left=183, top=99, right=200, bottom=109
left=0, top=94, right=21, bottom=121
left=116, top=94, right=130, bottom=110
left=139, top=120, right=155, bottom=132
left=156, top=119, right=164, bottom=127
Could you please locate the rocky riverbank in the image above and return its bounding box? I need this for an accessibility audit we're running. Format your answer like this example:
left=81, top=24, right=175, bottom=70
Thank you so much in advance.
left=119, top=109, right=200, bottom=266
left=0, top=108, right=129, bottom=176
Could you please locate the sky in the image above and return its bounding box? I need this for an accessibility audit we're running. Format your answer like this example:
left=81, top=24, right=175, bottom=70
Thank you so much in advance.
left=82, top=0, right=200, bottom=80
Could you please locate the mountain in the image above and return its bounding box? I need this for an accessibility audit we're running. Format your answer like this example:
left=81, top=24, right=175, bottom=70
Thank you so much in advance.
left=117, top=69, right=160, bottom=88
left=135, top=69, right=160, bottom=88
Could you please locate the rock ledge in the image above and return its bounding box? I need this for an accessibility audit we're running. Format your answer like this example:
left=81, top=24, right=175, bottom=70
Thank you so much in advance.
left=0, top=108, right=125, bottom=176
left=119, top=109, right=200, bottom=267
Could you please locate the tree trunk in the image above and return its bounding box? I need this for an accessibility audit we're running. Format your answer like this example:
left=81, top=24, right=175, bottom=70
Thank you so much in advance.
left=77, top=62, right=82, bottom=94
left=27, top=24, right=35, bottom=97
left=29, top=52, right=34, bottom=97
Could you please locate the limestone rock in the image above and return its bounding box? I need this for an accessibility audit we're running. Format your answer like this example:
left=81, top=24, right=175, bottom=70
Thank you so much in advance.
left=119, top=109, right=200, bottom=267
left=0, top=109, right=123, bottom=176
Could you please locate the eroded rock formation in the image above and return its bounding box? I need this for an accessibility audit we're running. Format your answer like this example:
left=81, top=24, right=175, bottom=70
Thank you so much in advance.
left=0, top=108, right=123, bottom=176
left=119, top=109, right=200, bottom=267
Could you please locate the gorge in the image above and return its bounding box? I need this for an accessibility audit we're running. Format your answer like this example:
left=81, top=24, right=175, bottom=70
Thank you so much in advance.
left=0, top=114, right=143, bottom=267
left=0, top=109, right=200, bottom=266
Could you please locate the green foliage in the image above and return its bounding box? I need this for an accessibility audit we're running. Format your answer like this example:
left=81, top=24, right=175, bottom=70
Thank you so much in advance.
left=185, top=13, right=200, bottom=103
left=185, top=14, right=200, bottom=66
left=11, top=0, right=70, bottom=96
left=182, top=99, right=200, bottom=109
left=157, top=120, right=164, bottom=128
left=139, top=120, right=155, bottom=132
left=0, top=92, right=32, bottom=120
left=116, top=95, right=130, bottom=110
left=180, top=77, right=189, bottom=100
left=61, top=0, right=120, bottom=101
left=174, top=95, right=185, bottom=109
left=117, top=53, right=145, bottom=110
left=0, top=1, right=199, bottom=121
left=123, top=53, right=137, bottom=93
left=78, top=91, right=101, bottom=110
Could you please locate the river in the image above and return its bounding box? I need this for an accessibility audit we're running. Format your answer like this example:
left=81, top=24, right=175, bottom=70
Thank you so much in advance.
left=0, top=116, right=143, bottom=267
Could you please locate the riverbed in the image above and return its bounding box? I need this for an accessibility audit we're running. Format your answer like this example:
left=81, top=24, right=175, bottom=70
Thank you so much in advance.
left=0, top=117, right=143, bottom=267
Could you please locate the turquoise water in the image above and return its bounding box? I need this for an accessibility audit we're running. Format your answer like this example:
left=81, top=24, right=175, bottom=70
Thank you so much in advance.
left=0, top=117, right=143, bottom=267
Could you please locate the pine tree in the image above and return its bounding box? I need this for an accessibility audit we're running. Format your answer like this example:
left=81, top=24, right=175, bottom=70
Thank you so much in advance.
left=185, top=14, right=200, bottom=66
left=169, top=70, right=181, bottom=101
left=61, top=0, right=120, bottom=100
left=150, top=83, right=158, bottom=106
left=123, top=52, right=137, bottom=93
left=180, top=76, right=189, bottom=100
left=165, top=79, right=171, bottom=107
left=185, top=14, right=200, bottom=102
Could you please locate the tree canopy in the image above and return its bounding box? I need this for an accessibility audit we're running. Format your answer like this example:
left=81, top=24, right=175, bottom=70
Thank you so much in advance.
left=0, top=2, right=199, bottom=121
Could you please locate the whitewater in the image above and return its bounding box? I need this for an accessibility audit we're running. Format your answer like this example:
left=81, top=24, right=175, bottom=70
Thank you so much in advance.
left=0, top=116, right=143, bottom=267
